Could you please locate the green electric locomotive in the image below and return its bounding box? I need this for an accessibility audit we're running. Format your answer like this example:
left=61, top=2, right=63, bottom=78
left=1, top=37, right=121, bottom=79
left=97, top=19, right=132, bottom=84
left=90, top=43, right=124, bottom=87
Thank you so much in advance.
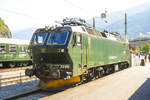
left=0, top=38, right=32, bottom=67
left=25, top=18, right=130, bottom=90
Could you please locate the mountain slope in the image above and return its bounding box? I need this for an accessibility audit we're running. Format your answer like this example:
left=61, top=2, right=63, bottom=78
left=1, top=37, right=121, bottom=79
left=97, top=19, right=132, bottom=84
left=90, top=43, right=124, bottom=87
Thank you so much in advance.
left=106, top=9, right=150, bottom=38
left=87, top=2, right=150, bottom=39
left=0, top=18, right=11, bottom=38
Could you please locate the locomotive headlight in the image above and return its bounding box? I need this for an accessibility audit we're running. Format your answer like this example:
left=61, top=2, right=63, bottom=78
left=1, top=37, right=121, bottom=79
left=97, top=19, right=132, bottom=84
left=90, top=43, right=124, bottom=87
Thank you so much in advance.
left=56, top=49, right=64, bottom=53
left=51, top=72, right=58, bottom=78
left=51, top=71, right=60, bottom=78
left=61, top=49, right=64, bottom=52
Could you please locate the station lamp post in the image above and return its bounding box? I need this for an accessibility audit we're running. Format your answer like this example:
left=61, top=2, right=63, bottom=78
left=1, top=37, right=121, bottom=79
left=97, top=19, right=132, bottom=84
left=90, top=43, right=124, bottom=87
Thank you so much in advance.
left=92, top=11, right=107, bottom=29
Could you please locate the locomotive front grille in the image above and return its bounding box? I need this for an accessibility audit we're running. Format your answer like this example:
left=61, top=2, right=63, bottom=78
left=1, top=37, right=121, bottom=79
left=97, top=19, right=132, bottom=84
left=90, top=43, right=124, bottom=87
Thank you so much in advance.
left=35, top=63, right=72, bottom=80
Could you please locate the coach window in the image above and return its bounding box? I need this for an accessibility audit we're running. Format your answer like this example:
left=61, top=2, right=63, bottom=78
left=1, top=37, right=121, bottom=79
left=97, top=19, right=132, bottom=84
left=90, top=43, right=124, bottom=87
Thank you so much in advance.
left=9, top=45, right=16, bottom=52
left=19, top=46, right=26, bottom=52
left=0, top=45, right=6, bottom=53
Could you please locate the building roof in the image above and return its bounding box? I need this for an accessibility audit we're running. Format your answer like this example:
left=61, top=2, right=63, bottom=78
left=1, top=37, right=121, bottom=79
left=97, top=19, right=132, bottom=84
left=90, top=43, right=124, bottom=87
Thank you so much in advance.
left=129, top=33, right=150, bottom=42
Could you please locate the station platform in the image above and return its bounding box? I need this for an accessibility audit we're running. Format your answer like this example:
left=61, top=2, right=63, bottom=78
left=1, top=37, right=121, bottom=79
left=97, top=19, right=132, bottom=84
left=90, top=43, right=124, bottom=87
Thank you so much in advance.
left=40, top=64, right=150, bottom=100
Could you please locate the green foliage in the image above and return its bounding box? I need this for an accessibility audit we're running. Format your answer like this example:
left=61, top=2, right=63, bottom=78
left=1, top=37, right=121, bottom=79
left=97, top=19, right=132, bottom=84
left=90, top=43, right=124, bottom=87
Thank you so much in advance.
left=0, top=17, right=11, bottom=38
left=0, top=18, right=8, bottom=30
left=141, top=45, right=143, bottom=51
left=136, top=46, right=140, bottom=51
left=143, top=43, right=150, bottom=54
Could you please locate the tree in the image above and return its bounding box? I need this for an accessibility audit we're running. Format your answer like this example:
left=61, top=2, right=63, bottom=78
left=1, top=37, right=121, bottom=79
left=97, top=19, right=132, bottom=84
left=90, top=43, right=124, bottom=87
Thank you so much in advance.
left=143, top=43, right=150, bottom=54
left=137, top=46, right=140, bottom=51
left=0, top=17, right=11, bottom=38
left=141, top=45, right=143, bottom=51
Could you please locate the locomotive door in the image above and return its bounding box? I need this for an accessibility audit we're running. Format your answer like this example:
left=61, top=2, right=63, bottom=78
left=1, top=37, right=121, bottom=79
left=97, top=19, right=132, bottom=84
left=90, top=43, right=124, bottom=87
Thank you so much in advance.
left=75, top=34, right=85, bottom=72
left=72, top=33, right=82, bottom=74
left=82, top=35, right=89, bottom=70
left=74, top=33, right=90, bottom=73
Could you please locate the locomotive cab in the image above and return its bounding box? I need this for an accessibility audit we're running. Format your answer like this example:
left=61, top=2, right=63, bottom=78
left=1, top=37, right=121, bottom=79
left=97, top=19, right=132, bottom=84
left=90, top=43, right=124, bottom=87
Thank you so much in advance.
left=26, top=27, right=75, bottom=81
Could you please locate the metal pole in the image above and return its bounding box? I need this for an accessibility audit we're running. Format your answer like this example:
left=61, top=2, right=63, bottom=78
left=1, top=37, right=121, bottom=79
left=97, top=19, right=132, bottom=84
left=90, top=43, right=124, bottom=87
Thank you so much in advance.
left=0, top=75, right=1, bottom=88
left=20, top=72, right=22, bottom=85
left=93, top=17, right=95, bottom=29
left=125, top=13, right=127, bottom=41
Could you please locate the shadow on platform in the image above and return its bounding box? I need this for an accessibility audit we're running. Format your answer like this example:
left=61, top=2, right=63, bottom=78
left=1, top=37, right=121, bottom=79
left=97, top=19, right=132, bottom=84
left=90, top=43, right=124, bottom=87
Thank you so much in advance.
left=129, top=78, right=150, bottom=100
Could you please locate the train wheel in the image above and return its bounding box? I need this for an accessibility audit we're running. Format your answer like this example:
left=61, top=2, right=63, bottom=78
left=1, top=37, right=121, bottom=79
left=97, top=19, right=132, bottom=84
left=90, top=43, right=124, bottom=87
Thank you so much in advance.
left=22, top=63, right=27, bottom=67
left=96, top=67, right=103, bottom=78
left=98, top=69, right=104, bottom=78
left=91, top=69, right=96, bottom=80
left=2, top=63, right=9, bottom=68
left=9, top=63, right=15, bottom=68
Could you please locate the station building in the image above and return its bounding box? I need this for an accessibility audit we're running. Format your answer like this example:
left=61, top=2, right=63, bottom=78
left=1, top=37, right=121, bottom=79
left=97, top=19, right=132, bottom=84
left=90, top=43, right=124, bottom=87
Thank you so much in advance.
left=129, top=33, right=150, bottom=48
left=128, top=33, right=150, bottom=55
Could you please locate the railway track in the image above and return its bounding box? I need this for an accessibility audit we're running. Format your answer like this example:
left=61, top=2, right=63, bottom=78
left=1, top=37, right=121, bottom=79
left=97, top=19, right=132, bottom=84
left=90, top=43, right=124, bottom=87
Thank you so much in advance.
left=1, top=67, right=130, bottom=100
left=3, top=87, right=60, bottom=100
left=0, top=75, right=38, bottom=86
left=1, top=71, right=117, bottom=100
left=0, top=66, right=32, bottom=73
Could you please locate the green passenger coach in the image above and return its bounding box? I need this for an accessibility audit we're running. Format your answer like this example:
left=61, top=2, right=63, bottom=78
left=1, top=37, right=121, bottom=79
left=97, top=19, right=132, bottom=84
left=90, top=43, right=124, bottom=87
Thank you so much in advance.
left=25, top=18, right=130, bottom=90
left=0, top=38, right=32, bottom=68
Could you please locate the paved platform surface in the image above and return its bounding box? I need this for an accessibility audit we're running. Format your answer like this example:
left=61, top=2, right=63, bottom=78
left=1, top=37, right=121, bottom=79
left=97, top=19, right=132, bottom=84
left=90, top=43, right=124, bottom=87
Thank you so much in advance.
left=40, top=65, right=150, bottom=100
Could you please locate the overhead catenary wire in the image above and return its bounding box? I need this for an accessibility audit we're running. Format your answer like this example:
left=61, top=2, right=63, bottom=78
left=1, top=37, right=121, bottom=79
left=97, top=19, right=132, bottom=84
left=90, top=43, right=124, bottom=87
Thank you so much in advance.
left=63, top=0, right=95, bottom=16
left=0, top=7, right=39, bottom=20
left=63, top=0, right=108, bottom=26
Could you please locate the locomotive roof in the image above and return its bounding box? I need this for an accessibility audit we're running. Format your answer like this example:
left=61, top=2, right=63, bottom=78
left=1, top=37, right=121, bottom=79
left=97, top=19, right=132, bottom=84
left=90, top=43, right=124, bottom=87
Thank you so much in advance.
left=52, top=18, right=126, bottom=43
left=35, top=25, right=126, bottom=43
left=69, top=26, right=126, bottom=43
left=0, top=38, right=30, bottom=45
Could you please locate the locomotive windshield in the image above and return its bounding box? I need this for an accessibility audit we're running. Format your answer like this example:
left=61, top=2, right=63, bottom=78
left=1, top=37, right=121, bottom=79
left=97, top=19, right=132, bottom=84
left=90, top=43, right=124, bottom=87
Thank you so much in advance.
left=47, top=32, right=68, bottom=45
left=33, top=33, right=47, bottom=45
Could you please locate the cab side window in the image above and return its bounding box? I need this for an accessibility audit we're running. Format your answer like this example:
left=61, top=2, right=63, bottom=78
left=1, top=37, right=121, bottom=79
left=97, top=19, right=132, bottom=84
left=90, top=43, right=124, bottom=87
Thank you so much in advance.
left=76, top=34, right=82, bottom=45
left=9, top=45, right=16, bottom=52
left=72, top=33, right=82, bottom=47
left=0, top=45, right=6, bottom=53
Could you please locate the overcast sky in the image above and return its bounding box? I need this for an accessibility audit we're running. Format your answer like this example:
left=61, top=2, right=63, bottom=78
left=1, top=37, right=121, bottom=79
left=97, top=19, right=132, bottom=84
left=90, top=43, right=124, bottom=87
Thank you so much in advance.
left=0, top=0, right=150, bottom=32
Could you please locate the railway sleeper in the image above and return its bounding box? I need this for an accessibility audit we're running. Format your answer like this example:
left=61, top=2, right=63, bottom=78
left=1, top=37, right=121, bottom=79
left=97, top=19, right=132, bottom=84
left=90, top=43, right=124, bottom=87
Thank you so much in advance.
left=2, top=61, right=31, bottom=68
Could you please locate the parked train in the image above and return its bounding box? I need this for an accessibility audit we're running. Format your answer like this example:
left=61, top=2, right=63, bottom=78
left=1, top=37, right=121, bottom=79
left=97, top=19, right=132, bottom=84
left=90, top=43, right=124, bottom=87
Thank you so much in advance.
left=0, top=38, right=32, bottom=68
left=25, top=18, right=130, bottom=90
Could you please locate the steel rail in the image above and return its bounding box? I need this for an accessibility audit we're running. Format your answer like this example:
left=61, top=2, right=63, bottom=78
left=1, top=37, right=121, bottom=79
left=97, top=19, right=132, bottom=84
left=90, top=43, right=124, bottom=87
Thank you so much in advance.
left=0, top=66, right=32, bottom=73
